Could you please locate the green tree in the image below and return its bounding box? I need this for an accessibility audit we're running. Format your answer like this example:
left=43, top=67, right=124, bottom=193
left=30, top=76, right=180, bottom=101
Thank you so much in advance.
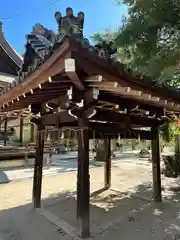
left=115, top=0, right=180, bottom=153
left=115, top=0, right=180, bottom=85
left=91, top=1, right=180, bottom=165
left=91, top=30, right=131, bottom=64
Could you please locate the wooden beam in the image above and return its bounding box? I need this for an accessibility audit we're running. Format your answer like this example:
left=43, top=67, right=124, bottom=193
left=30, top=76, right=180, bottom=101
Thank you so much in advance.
left=41, top=111, right=75, bottom=126
left=93, top=109, right=163, bottom=127
left=90, top=82, right=180, bottom=111
left=90, top=122, right=152, bottom=139
left=85, top=75, right=103, bottom=82
left=151, top=125, right=162, bottom=202
left=33, top=124, right=45, bottom=208
left=104, top=136, right=111, bottom=189
left=38, top=113, right=153, bottom=139
left=0, top=40, right=71, bottom=106
left=99, top=92, right=164, bottom=113
left=71, top=48, right=180, bottom=111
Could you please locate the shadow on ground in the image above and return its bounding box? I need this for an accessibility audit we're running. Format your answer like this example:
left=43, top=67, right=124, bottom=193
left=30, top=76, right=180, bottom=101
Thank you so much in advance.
left=1, top=180, right=180, bottom=239
left=42, top=181, right=180, bottom=239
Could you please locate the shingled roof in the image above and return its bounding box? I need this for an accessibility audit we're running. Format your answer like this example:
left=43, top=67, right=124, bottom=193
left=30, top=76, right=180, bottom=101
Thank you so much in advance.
left=0, top=21, right=22, bottom=68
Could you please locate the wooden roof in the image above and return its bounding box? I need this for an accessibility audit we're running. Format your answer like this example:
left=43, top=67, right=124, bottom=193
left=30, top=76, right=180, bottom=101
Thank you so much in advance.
left=0, top=22, right=22, bottom=68
left=0, top=37, right=179, bottom=129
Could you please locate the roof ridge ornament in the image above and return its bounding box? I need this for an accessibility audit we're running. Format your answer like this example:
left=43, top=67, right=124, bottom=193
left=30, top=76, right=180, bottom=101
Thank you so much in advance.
left=15, top=7, right=118, bottom=84
left=55, top=7, right=85, bottom=44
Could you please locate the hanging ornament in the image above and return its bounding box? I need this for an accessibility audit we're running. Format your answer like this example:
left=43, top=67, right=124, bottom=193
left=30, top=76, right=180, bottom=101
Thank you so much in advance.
left=116, top=133, right=121, bottom=148
left=68, top=128, right=71, bottom=151
left=61, top=131, right=64, bottom=139
left=118, top=133, right=121, bottom=144
left=47, top=133, right=51, bottom=142
left=92, top=129, right=96, bottom=160
left=138, top=133, right=141, bottom=143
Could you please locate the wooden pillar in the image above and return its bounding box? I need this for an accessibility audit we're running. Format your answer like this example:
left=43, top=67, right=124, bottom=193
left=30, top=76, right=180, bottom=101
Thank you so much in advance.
left=77, top=117, right=90, bottom=238
left=151, top=125, right=162, bottom=202
left=4, top=117, right=7, bottom=146
left=19, top=117, right=24, bottom=146
left=32, top=124, right=45, bottom=208
left=104, top=136, right=111, bottom=189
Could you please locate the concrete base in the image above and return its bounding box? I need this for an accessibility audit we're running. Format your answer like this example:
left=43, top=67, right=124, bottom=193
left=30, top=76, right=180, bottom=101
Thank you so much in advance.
left=0, top=170, right=9, bottom=184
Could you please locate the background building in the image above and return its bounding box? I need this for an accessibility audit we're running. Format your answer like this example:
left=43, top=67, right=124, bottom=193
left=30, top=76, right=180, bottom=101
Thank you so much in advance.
left=0, top=21, right=35, bottom=144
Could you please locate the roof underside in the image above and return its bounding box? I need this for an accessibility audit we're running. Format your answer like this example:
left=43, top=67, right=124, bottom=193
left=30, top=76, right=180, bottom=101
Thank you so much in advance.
left=0, top=37, right=179, bottom=130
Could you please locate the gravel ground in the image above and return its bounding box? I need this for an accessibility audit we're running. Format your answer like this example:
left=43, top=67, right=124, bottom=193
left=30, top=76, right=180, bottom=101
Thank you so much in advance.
left=0, top=156, right=180, bottom=239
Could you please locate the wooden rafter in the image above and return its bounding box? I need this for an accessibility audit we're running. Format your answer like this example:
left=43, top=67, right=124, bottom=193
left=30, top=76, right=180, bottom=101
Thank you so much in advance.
left=0, top=38, right=180, bottom=126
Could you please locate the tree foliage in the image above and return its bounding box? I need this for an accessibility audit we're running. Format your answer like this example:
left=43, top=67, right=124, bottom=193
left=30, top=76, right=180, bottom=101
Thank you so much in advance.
left=91, top=1, right=180, bottom=143
left=91, top=30, right=132, bottom=65
left=160, top=122, right=175, bottom=143
left=115, top=0, right=180, bottom=85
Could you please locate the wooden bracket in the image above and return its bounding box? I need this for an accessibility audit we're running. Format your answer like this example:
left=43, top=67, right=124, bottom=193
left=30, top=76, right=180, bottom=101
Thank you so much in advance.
left=65, top=58, right=84, bottom=90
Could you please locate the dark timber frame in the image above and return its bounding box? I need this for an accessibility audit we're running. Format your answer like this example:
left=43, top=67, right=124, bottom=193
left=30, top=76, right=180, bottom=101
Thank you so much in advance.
left=104, top=136, right=111, bottom=189
left=151, top=125, right=162, bottom=202
left=0, top=37, right=179, bottom=238
left=32, top=124, right=45, bottom=208
left=77, top=117, right=90, bottom=237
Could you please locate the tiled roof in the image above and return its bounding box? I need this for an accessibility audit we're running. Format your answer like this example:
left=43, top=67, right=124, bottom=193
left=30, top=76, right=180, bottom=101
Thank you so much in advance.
left=0, top=21, right=23, bottom=67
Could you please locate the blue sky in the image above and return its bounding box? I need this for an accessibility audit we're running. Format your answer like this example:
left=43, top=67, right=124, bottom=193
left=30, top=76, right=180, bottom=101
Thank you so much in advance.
left=0, top=0, right=127, bottom=54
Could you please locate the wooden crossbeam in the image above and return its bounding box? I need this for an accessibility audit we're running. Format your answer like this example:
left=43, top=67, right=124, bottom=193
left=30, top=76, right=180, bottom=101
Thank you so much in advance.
left=32, top=115, right=152, bottom=139
left=85, top=75, right=103, bottom=82
left=40, top=109, right=163, bottom=127
left=38, top=110, right=155, bottom=136
left=72, top=53, right=180, bottom=111
left=93, top=109, right=163, bottom=127
left=89, top=82, right=179, bottom=111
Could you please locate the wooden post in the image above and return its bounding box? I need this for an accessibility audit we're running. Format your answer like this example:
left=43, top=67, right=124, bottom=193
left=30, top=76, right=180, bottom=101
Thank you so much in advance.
left=151, top=125, right=162, bottom=202
left=33, top=124, right=45, bottom=208
left=77, top=117, right=90, bottom=238
left=4, top=117, right=7, bottom=146
left=104, top=136, right=111, bottom=189
left=19, top=117, right=24, bottom=146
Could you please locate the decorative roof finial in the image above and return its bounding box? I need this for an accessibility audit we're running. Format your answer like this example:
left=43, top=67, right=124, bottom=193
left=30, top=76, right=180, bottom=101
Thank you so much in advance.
left=55, top=7, right=85, bottom=44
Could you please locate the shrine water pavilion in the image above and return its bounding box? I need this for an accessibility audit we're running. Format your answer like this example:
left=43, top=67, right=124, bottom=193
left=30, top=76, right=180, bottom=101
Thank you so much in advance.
left=1, top=8, right=180, bottom=239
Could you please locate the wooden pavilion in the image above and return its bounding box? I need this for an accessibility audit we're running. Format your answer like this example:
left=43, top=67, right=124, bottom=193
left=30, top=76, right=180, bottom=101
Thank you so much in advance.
left=0, top=8, right=180, bottom=238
